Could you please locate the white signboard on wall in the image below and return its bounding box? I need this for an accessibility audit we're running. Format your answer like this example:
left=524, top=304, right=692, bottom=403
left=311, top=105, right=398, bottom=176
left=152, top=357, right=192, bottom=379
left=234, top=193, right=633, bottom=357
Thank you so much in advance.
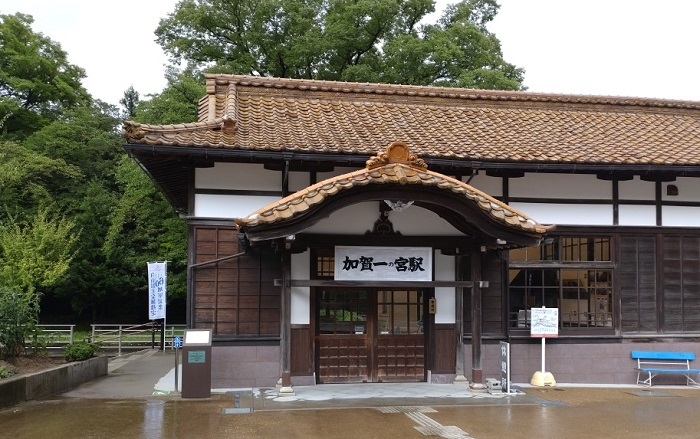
left=334, top=246, right=432, bottom=281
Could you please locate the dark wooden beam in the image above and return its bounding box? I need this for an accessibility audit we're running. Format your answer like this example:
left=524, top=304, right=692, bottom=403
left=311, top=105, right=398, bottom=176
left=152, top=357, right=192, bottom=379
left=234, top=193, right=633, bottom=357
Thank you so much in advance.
left=274, top=279, right=475, bottom=288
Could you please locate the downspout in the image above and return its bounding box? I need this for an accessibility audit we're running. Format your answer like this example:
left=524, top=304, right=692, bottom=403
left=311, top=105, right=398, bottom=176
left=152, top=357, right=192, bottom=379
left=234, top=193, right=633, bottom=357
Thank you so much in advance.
left=453, top=248, right=468, bottom=384
left=282, top=158, right=291, bottom=197
left=470, top=247, right=486, bottom=390
left=279, top=252, right=295, bottom=396
left=186, top=250, right=247, bottom=329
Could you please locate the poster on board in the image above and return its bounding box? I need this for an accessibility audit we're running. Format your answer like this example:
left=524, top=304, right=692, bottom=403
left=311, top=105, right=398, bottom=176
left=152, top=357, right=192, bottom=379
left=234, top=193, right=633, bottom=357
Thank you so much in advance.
left=530, top=307, right=559, bottom=338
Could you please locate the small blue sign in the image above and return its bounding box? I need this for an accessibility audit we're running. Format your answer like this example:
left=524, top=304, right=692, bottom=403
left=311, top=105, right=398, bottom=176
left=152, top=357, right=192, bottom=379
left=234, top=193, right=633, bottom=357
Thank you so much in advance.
left=174, top=336, right=182, bottom=348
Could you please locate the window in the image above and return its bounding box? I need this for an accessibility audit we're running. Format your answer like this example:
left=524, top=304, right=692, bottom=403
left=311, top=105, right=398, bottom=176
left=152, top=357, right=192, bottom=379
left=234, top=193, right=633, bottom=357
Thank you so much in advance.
left=377, top=290, right=424, bottom=334
left=318, top=289, right=368, bottom=334
left=508, top=236, right=613, bottom=332
left=313, top=248, right=335, bottom=279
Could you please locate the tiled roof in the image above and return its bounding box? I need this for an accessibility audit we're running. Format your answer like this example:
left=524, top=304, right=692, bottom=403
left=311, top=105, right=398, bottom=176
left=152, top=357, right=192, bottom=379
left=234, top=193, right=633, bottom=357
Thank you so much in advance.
left=123, top=74, right=700, bottom=166
left=235, top=142, right=553, bottom=237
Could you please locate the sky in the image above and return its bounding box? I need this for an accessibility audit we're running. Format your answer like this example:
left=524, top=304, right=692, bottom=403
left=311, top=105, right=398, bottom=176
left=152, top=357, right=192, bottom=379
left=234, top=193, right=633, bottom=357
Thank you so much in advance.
left=3, top=0, right=700, bottom=107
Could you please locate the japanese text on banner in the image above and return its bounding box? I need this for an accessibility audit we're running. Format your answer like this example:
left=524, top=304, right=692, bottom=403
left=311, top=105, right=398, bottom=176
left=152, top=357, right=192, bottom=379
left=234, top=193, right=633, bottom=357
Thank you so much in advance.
left=147, top=261, right=167, bottom=320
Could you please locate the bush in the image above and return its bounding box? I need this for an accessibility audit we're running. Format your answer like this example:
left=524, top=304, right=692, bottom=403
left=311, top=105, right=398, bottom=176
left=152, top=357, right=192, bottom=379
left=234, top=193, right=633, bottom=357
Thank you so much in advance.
left=0, top=363, right=17, bottom=379
left=0, top=287, right=40, bottom=359
left=64, top=342, right=99, bottom=362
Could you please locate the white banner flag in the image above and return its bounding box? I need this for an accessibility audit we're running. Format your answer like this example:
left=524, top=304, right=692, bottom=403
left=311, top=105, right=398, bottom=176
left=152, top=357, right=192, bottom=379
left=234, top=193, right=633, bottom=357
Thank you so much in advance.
left=147, top=261, right=167, bottom=320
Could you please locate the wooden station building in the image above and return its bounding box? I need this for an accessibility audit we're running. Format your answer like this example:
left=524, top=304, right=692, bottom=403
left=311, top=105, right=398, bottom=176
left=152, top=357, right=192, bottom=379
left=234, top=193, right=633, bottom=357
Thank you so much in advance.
left=124, top=75, right=700, bottom=389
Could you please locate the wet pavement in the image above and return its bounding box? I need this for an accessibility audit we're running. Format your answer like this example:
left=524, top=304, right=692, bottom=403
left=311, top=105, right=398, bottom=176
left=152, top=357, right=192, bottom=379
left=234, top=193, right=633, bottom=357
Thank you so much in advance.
left=2, top=350, right=700, bottom=438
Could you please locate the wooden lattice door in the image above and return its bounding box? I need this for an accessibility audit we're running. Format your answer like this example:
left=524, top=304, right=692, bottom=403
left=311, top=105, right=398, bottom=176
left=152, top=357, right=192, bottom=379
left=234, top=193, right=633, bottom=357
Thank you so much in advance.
left=316, top=289, right=425, bottom=383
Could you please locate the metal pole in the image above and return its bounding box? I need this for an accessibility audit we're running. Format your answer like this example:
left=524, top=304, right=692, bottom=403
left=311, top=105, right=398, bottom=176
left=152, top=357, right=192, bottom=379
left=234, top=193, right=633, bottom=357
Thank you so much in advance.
left=161, top=317, right=166, bottom=351
left=174, top=348, right=179, bottom=392
left=541, top=337, right=546, bottom=373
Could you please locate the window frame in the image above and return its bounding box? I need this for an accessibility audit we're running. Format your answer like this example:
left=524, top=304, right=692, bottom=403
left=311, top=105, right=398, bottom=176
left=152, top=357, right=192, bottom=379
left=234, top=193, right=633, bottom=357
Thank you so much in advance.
left=507, top=235, right=615, bottom=336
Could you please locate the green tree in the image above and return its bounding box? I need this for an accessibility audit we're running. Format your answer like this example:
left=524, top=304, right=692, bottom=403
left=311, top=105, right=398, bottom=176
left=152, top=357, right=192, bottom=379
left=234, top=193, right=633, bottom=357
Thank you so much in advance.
left=0, top=211, right=77, bottom=358
left=0, top=286, right=41, bottom=358
left=155, top=0, right=523, bottom=89
left=103, top=156, right=188, bottom=308
left=0, top=140, right=81, bottom=222
left=48, top=181, right=119, bottom=320
left=0, top=13, right=89, bottom=140
left=0, top=210, right=77, bottom=294
left=23, top=102, right=123, bottom=197
left=132, top=67, right=205, bottom=124
left=0, top=13, right=192, bottom=326
left=119, top=85, right=140, bottom=120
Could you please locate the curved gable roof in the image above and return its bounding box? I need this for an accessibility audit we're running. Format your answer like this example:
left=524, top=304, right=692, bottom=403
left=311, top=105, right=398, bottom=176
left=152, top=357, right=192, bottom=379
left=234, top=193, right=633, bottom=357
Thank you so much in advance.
left=235, top=142, right=554, bottom=245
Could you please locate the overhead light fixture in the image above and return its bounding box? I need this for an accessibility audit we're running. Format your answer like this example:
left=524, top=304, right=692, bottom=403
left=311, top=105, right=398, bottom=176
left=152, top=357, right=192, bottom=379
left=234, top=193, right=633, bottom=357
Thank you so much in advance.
left=384, top=200, right=414, bottom=212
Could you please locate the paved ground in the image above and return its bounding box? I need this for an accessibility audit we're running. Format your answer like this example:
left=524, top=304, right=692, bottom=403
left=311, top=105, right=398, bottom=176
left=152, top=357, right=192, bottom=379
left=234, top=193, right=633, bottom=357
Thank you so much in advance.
left=2, top=350, right=700, bottom=438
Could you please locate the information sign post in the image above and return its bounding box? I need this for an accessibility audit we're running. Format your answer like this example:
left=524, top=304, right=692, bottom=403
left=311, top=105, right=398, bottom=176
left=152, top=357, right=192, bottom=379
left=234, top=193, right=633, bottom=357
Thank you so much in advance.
left=529, top=307, right=558, bottom=387
left=181, top=329, right=212, bottom=398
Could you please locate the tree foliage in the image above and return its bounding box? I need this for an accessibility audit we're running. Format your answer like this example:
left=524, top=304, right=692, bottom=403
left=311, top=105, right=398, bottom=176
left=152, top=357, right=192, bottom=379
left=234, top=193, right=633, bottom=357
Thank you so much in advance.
left=0, top=210, right=76, bottom=358
left=0, top=210, right=77, bottom=294
left=0, top=13, right=89, bottom=140
left=0, top=140, right=81, bottom=222
left=0, top=12, right=189, bottom=326
left=120, top=85, right=140, bottom=120
left=0, top=286, right=41, bottom=358
left=132, top=67, right=205, bottom=124
left=103, top=156, right=188, bottom=303
left=155, top=0, right=523, bottom=89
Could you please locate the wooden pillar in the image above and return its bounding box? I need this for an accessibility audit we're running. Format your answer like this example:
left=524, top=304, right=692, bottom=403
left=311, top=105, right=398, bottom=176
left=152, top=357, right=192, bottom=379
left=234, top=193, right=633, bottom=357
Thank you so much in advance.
left=279, top=253, right=294, bottom=394
left=470, top=248, right=484, bottom=388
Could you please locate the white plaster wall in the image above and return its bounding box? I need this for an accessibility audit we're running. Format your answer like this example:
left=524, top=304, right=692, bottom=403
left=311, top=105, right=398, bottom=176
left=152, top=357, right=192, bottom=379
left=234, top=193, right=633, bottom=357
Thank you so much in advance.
left=510, top=174, right=610, bottom=199
left=291, top=251, right=310, bottom=325
left=619, top=177, right=655, bottom=201
left=619, top=205, right=656, bottom=226
left=663, top=206, right=700, bottom=227
left=663, top=177, right=700, bottom=202
left=317, top=167, right=362, bottom=181
left=305, top=202, right=460, bottom=235
left=318, top=167, right=504, bottom=197
left=434, top=251, right=456, bottom=324
left=510, top=202, right=613, bottom=226
left=288, top=172, right=310, bottom=192
left=196, top=162, right=310, bottom=193
left=194, top=194, right=280, bottom=218
left=468, top=173, right=502, bottom=197
left=196, top=163, right=281, bottom=191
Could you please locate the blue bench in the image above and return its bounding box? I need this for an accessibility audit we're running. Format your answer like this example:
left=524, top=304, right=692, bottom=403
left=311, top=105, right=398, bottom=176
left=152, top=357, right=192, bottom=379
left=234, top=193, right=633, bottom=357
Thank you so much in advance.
left=631, top=351, right=700, bottom=387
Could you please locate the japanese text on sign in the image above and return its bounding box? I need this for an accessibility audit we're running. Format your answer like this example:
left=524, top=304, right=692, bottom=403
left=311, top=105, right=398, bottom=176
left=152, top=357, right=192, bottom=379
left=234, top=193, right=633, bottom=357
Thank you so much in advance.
left=147, top=261, right=167, bottom=320
left=530, top=307, right=559, bottom=338
left=334, top=246, right=432, bottom=281
left=500, top=341, right=511, bottom=393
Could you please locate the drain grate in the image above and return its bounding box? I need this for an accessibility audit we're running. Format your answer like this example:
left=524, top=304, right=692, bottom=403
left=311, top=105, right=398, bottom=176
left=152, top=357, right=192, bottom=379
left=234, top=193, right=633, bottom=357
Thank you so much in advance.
left=221, top=389, right=254, bottom=414
left=626, top=390, right=679, bottom=397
